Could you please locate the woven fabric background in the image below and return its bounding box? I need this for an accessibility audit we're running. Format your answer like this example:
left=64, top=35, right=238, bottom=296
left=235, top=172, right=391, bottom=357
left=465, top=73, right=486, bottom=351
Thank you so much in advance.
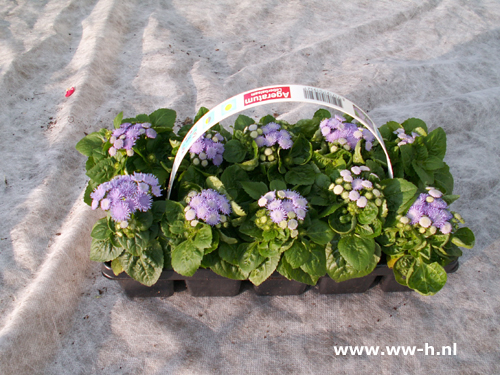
left=0, top=0, right=499, bottom=373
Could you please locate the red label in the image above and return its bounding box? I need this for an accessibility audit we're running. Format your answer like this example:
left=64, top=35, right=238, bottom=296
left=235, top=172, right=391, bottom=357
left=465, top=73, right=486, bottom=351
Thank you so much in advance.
left=244, top=86, right=291, bottom=106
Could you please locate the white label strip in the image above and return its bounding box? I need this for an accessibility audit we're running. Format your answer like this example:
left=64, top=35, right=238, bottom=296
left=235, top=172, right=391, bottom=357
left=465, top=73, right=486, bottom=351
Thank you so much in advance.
left=167, top=84, right=393, bottom=198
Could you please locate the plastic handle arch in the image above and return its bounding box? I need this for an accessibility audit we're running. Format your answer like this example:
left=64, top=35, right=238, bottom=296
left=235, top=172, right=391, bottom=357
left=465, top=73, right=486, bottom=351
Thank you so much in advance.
left=167, top=85, right=393, bottom=198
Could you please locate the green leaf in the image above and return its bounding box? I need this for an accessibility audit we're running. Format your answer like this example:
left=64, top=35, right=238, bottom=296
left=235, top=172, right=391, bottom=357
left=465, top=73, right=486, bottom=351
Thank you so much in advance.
left=221, top=165, right=249, bottom=199
left=328, top=210, right=356, bottom=235
left=357, top=201, right=379, bottom=225
left=286, top=134, right=313, bottom=165
left=300, top=243, right=326, bottom=277
left=412, top=160, right=434, bottom=186
left=326, top=242, right=380, bottom=282
left=277, top=256, right=317, bottom=285
left=313, top=109, right=331, bottom=120
left=111, top=258, right=124, bottom=275
left=120, top=241, right=164, bottom=286
left=149, top=108, right=176, bottom=131
left=86, top=158, right=117, bottom=184
left=249, top=254, right=280, bottom=286
left=194, top=107, right=209, bottom=124
left=90, top=218, right=111, bottom=240
left=451, top=227, right=475, bottom=249
left=171, top=240, right=204, bottom=276
left=284, top=240, right=309, bottom=269
left=230, top=201, right=247, bottom=217
left=285, top=164, right=317, bottom=186
left=151, top=201, right=166, bottom=222
left=193, top=224, right=213, bottom=250
left=319, top=203, right=343, bottom=218
left=270, top=179, right=287, bottom=191
left=407, top=260, right=447, bottom=296
left=262, top=229, right=278, bottom=241
left=307, top=219, right=334, bottom=245
left=382, top=178, right=418, bottom=214
left=234, top=114, right=255, bottom=131
left=223, top=139, right=247, bottom=163
left=117, top=231, right=150, bottom=256
left=219, top=230, right=238, bottom=244
left=237, top=243, right=265, bottom=273
left=113, top=112, right=123, bottom=129
left=206, top=176, right=230, bottom=197
left=423, top=127, right=446, bottom=160
left=240, top=181, right=268, bottom=200
left=401, top=118, right=428, bottom=135
left=422, top=156, right=444, bottom=171
left=134, top=211, right=153, bottom=231
left=238, top=142, right=259, bottom=171
left=379, top=121, right=401, bottom=140
left=76, top=132, right=105, bottom=157
left=208, top=254, right=250, bottom=280
left=90, top=237, right=123, bottom=262
left=218, top=242, right=240, bottom=265
left=433, top=164, right=454, bottom=195
left=337, top=235, right=375, bottom=271
left=164, top=200, right=185, bottom=224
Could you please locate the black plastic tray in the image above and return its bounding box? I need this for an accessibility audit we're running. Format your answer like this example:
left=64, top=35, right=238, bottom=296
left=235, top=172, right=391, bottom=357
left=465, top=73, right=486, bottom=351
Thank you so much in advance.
left=102, top=260, right=459, bottom=297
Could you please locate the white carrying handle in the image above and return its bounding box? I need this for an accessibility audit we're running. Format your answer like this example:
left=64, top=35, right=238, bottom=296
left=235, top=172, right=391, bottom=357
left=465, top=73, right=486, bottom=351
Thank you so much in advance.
left=167, top=84, right=393, bottom=198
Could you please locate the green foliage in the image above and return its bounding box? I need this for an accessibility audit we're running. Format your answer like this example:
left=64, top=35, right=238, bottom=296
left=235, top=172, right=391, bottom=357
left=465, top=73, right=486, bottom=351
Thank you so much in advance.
left=79, top=109, right=473, bottom=294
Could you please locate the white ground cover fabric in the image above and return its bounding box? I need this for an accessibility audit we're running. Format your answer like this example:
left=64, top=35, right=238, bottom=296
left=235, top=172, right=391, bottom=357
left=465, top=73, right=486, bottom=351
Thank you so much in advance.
left=1, top=0, right=499, bottom=373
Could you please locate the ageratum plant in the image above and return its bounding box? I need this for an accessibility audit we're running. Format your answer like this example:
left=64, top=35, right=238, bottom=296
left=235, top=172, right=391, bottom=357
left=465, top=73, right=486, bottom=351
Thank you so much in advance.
left=77, top=107, right=474, bottom=295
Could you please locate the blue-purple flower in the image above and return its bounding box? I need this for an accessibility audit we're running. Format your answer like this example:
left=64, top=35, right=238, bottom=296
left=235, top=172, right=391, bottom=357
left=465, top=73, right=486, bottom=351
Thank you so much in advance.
left=330, top=166, right=379, bottom=208
left=402, top=187, right=453, bottom=234
left=246, top=122, right=293, bottom=163
left=108, top=122, right=156, bottom=156
left=90, top=173, right=162, bottom=226
left=189, top=131, right=225, bottom=167
left=393, top=128, right=421, bottom=146
left=184, top=189, right=231, bottom=226
left=320, top=115, right=375, bottom=152
left=257, top=190, right=308, bottom=237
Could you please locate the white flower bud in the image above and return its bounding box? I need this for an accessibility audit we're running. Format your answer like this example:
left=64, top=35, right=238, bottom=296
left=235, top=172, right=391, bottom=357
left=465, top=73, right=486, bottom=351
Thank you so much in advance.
left=356, top=196, right=368, bottom=208
left=249, top=124, right=258, bottom=131
left=279, top=220, right=288, bottom=229
left=333, top=185, right=344, bottom=195
left=330, top=145, right=338, bottom=153
left=268, top=155, right=275, bottom=162
left=110, top=136, right=116, bottom=144
left=343, top=175, right=353, bottom=183
left=250, top=131, right=258, bottom=138
left=120, top=221, right=128, bottom=228
left=419, top=216, right=432, bottom=228
left=126, top=149, right=134, bottom=157
left=193, top=158, right=200, bottom=165
left=426, top=196, right=435, bottom=203
left=338, top=138, right=347, bottom=145
left=199, top=152, right=207, bottom=160
left=288, top=211, right=296, bottom=219
left=264, top=148, right=273, bottom=156
left=260, top=155, right=267, bottom=161
left=291, top=229, right=299, bottom=238
left=201, top=160, right=209, bottom=167
left=288, top=219, right=298, bottom=230
left=190, top=220, right=199, bottom=227
left=373, top=189, right=381, bottom=198
left=258, top=197, right=268, bottom=207
left=220, top=215, right=227, bottom=223
left=277, top=190, right=286, bottom=199
left=400, top=216, right=410, bottom=224
left=185, top=209, right=197, bottom=221
left=257, top=128, right=263, bottom=135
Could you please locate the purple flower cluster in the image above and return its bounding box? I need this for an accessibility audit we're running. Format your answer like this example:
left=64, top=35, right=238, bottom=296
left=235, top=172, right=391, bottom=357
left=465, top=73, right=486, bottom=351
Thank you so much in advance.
left=330, top=165, right=383, bottom=208
left=403, top=188, right=453, bottom=234
left=258, top=190, right=308, bottom=236
left=320, top=115, right=375, bottom=151
left=90, top=173, right=162, bottom=226
left=109, top=122, right=157, bottom=157
left=254, top=123, right=293, bottom=149
left=184, top=189, right=231, bottom=226
left=394, top=128, right=420, bottom=146
left=189, top=132, right=225, bottom=166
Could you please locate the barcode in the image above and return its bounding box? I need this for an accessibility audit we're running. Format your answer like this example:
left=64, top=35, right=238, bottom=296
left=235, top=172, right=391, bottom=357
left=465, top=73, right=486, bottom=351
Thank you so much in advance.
left=303, top=88, right=343, bottom=108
